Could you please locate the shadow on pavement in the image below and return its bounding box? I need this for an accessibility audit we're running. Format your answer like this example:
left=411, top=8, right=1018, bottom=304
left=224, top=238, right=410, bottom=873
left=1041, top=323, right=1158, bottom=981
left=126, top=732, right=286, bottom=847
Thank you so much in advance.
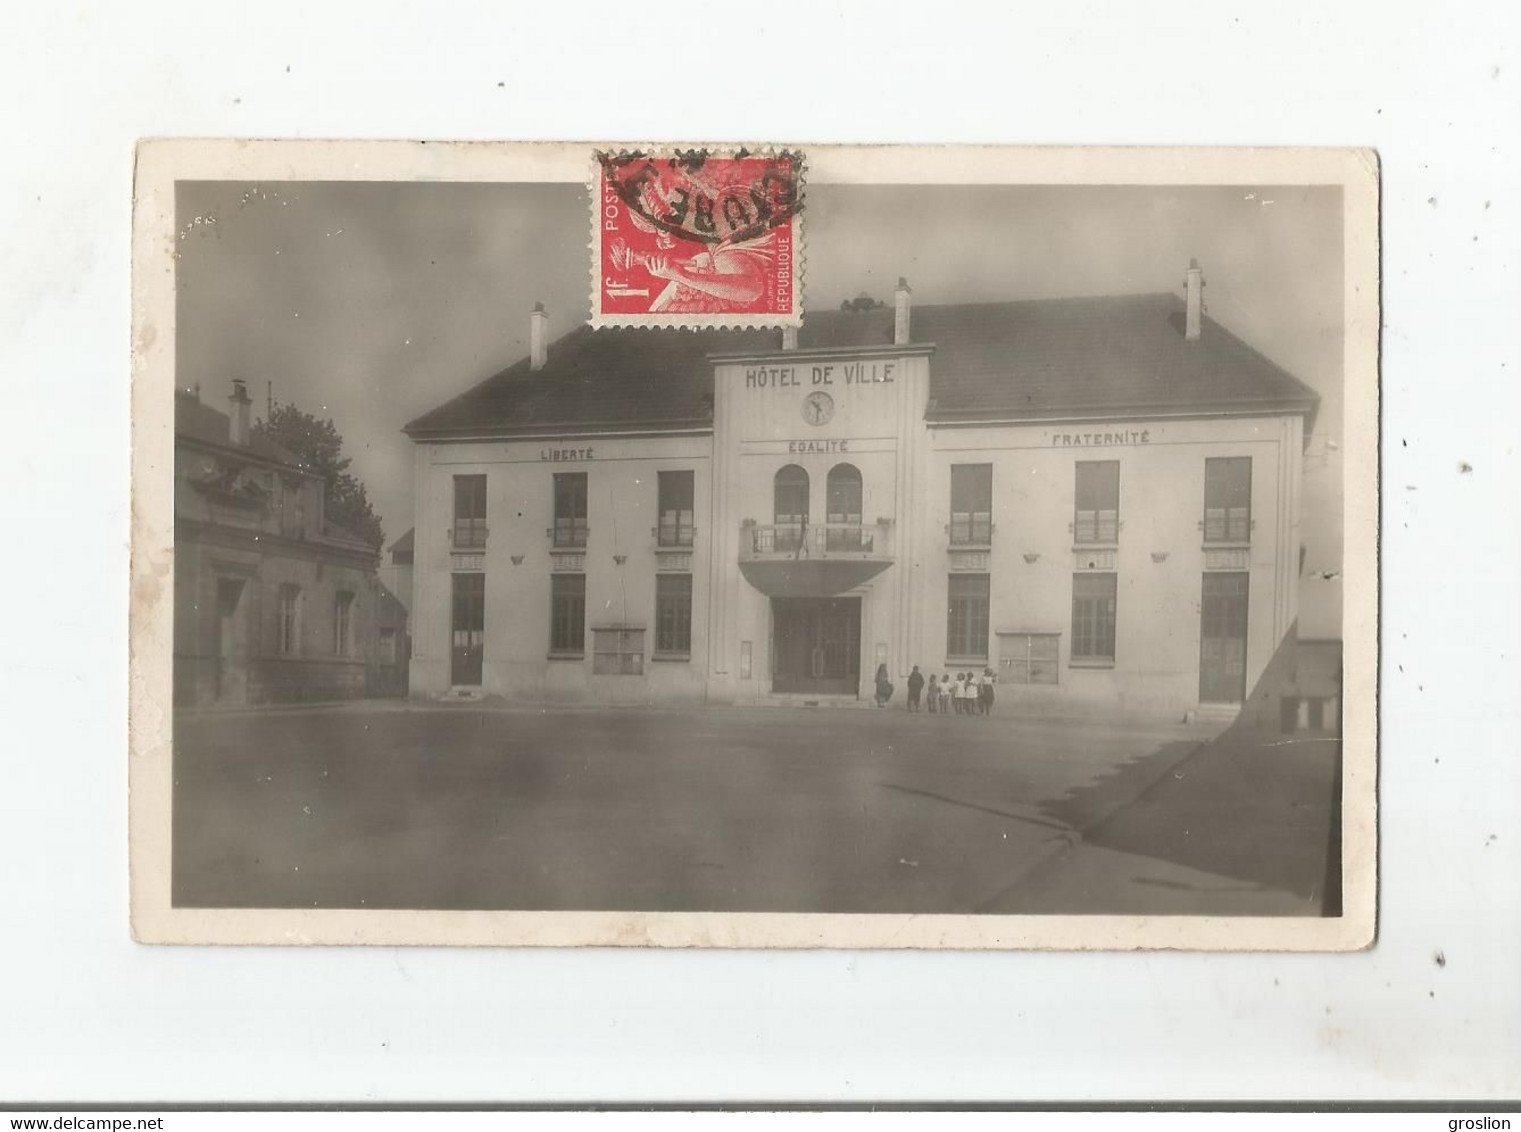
left=1040, top=629, right=1342, bottom=909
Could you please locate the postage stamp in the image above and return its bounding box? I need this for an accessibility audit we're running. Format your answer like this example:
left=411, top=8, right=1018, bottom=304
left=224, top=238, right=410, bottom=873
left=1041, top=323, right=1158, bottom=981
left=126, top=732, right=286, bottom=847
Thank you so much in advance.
left=592, top=148, right=803, bottom=328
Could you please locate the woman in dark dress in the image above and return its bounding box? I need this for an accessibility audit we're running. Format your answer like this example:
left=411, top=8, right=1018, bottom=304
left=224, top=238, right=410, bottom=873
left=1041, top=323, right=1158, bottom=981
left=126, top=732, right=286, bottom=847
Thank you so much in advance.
left=874, top=663, right=892, bottom=708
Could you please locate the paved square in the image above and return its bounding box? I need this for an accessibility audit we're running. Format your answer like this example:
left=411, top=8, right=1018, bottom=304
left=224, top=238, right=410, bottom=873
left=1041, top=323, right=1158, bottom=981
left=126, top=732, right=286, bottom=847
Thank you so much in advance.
left=171, top=704, right=1335, bottom=915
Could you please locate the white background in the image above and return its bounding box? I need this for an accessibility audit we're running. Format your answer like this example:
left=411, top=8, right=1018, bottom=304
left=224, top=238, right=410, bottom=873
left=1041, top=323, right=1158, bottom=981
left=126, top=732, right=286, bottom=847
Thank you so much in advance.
left=1, top=0, right=1517, bottom=1105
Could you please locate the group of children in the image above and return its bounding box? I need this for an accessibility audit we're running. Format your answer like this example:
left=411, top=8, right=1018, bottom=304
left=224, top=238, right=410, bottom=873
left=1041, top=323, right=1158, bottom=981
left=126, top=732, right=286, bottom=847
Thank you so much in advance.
left=904, top=666, right=996, bottom=715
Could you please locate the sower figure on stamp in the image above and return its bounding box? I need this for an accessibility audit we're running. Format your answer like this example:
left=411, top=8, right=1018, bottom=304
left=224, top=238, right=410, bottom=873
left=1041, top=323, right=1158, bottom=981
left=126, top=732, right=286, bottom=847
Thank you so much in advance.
left=611, top=178, right=775, bottom=315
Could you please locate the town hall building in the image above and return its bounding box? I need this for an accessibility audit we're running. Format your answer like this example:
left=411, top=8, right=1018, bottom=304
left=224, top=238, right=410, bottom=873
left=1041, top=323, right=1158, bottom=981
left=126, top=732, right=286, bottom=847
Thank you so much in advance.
left=402, top=266, right=1320, bottom=719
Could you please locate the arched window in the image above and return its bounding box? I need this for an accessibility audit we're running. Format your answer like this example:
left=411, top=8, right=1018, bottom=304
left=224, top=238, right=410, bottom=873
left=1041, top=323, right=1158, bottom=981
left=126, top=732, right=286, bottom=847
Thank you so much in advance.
left=825, top=463, right=865, bottom=550
left=773, top=465, right=809, bottom=552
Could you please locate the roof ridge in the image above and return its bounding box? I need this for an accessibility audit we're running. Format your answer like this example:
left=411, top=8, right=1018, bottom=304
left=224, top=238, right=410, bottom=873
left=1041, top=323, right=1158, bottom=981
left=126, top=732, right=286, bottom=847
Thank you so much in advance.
left=874, top=291, right=1180, bottom=313
left=403, top=291, right=1320, bottom=439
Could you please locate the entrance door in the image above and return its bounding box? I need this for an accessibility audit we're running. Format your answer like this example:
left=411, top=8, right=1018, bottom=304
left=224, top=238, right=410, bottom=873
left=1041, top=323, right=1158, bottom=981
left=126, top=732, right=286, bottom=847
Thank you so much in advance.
left=451, top=573, right=485, bottom=686
left=214, top=577, right=246, bottom=703
left=772, top=597, right=861, bottom=695
left=1199, top=572, right=1249, bottom=703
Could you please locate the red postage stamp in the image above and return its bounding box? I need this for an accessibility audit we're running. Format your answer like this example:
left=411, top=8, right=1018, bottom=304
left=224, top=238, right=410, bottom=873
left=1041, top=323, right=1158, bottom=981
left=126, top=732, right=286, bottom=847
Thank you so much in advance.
left=592, top=149, right=803, bottom=328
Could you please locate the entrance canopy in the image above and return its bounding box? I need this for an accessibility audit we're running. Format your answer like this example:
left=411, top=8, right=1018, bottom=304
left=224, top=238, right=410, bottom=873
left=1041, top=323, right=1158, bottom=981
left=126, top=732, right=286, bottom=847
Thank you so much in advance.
left=739, top=557, right=891, bottom=597
left=737, top=521, right=895, bottom=597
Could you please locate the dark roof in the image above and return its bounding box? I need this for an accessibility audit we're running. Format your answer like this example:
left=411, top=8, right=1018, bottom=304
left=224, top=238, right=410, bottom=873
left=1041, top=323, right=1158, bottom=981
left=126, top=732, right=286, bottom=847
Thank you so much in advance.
left=404, top=326, right=774, bottom=438
left=388, top=527, right=415, bottom=560
left=175, top=391, right=307, bottom=470
left=403, top=294, right=1319, bottom=438
left=911, top=296, right=1319, bottom=423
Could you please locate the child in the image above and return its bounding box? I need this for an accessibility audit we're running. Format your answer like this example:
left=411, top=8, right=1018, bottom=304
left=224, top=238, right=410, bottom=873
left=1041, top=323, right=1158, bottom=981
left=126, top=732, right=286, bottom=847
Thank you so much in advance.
left=938, top=676, right=952, bottom=716
left=979, top=667, right=996, bottom=717
left=926, top=673, right=939, bottom=713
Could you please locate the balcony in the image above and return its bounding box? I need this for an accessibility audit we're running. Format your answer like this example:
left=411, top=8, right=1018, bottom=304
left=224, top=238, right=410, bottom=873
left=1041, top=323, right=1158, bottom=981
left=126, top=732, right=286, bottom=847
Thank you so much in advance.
left=652, top=521, right=696, bottom=549
left=1072, top=510, right=1120, bottom=546
left=947, top=515, right=994, bottom=548
left=738, top=522, right=894, bottom=597
left=450, top=522, right=488, bottom=549
left=546, top=520, right=589, bottom=549
left=1201, top=508, right=1253, bottom=545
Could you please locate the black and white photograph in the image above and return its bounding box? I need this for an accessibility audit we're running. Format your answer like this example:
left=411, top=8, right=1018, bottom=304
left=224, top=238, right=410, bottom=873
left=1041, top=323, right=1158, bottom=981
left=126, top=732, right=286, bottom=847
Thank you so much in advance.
left=130, top=142, right=1377, bottom=948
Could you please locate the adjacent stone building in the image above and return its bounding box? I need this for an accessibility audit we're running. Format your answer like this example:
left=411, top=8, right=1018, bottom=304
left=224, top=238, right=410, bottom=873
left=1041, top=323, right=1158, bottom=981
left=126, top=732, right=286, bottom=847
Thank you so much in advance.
left=174, top=380, right=408, bottom=706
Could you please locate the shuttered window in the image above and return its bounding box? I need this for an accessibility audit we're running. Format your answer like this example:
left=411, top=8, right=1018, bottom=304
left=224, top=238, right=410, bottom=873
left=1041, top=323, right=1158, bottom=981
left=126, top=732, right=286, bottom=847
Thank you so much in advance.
left=453, top=475, right=487, bottom=548
left=1204, top=457, right=1252, bottom=543
left=553, top=473, right=588, bottom=548
left=946, top=574, right=990, bottom=660
left=549, top=574, right=585, bottom=655
left=950, top=464, right=993, bottom=545
left=1071, top=573, right=1117, bottom=662
left=657, top=471, right=695, bottom=547
left=1074, top=461, right=1120, bottom=544
left=655, top=575, right=693, bottom=656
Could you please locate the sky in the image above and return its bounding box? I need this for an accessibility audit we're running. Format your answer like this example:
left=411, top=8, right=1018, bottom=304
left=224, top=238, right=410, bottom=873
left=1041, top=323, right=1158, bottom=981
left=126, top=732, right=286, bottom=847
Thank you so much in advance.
left=176, top=180, right=1345, bottom=635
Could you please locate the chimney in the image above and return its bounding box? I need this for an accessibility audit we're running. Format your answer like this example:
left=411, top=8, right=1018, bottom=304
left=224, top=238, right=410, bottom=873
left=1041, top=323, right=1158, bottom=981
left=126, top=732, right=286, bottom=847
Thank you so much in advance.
left=228, top=378, right=252, bottom=446
left=894, top=277, right=912, bottom=346
left=781, top=326, right=799, bottom=351
left=1184, top=259, right=1204, bottom=342
left=529, top=302, right=548, bottom=370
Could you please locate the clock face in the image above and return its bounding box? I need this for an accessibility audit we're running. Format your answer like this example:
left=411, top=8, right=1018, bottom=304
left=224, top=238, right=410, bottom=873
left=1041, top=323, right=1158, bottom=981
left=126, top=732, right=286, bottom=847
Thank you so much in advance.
left=801, top=390, right=835, bottom=426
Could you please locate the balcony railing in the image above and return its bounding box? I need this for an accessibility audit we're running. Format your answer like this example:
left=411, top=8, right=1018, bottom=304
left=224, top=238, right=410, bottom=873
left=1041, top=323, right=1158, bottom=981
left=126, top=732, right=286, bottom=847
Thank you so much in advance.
left=1073, top=510, right=1119, bottom=545
left=947, top=514, right=994, bottom=546
left=740, top=522, right=891, bottom=560
left=1202, top=509, right=1252, bottom=543
left=547, top=520, right=589, bottom=548
left=451, top=522, right=488, bottom=549
left=654, top=521, right=696, bottom=548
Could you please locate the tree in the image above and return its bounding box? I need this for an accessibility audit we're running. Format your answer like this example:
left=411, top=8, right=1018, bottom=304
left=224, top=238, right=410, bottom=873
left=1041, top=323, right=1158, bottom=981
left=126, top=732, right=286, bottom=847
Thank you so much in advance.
left=255, top=401, right=386, bottom=549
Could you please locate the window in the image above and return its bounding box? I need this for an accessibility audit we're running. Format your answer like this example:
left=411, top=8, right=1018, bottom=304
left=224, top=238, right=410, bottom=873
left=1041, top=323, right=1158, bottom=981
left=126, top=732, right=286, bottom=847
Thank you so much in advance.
left=773, top=464, right=809, bottom=552
left=946, top=574, right=990, bottom=660
left=280, top=478, right=307, bottom=538
left=453, top=474, right=487, bottom=548
left=657, top=471, right=695, bottom=547
left=1074, top=461, right=1120, bottom=544
left=1071, top=574, right=1117, bottom=662
left=278, top=584, right=301, bottom=656
left=1204, top=457, right=1252, bottom=543
left=451, top=573, right=486, bottom=685
left=593, top=627, right=645, bottom=675
left=999, top=632, right=1060, bottom=685
left=378, top=627, right=398, bottom=664
left=553, top=473, right=588, bottom=548
left=549, top=574, right=586, bottom=655
left=655, top=574, right=693, bottom=656
left=825, top=463, right=870, bottom=551
left=950, top=464, right=993, bottom=545
left=332, top=590, right=354, bottom=657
